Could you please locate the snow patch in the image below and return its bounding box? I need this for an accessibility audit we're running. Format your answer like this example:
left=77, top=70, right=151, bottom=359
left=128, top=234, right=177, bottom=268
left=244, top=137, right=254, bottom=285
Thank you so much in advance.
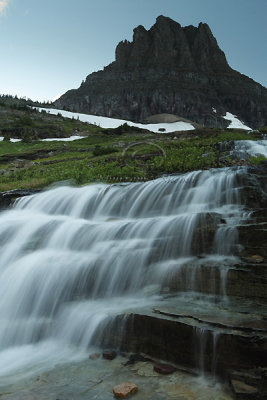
left=34, top=107, right=195, bottom=134
left=42, top=135, right=84, bottom=142
left=10, top=138, right=22, bottom=143
left=224, top=112, right=251, bottom=131
left=212, top=107, right=217, bottom=113
left=0, top=137, right=22, bottom=142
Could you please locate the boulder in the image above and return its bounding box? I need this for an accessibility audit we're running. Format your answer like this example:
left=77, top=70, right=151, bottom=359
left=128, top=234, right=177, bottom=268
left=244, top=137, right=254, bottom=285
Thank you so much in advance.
left=154, top=363, right=176, bottom=374
left=102, top=350, right=117, bottom=360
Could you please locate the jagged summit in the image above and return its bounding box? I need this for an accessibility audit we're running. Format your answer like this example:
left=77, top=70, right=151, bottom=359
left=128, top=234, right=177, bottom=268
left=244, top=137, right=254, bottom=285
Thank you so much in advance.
left=112, top=15, right=230, bottom=73
left=55, top=16, right=267, bottom=128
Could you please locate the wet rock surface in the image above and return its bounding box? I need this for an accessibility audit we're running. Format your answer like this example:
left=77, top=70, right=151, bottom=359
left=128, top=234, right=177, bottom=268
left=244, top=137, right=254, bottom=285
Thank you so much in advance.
left=230, top=369, right=267, bottom=399
left=0, top=189, right=40, bottom=210
left=0, top=161, right=266, bottom=399
left=0, top=356, right=234, bottom=400
left=91, top=291, right=267, bottom=398
left=231, top=379, right=258, bottom=396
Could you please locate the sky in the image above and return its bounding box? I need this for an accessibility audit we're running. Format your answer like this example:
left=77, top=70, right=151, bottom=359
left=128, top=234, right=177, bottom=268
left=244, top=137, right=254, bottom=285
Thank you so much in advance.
left=0, top=0, right=266, bottom=102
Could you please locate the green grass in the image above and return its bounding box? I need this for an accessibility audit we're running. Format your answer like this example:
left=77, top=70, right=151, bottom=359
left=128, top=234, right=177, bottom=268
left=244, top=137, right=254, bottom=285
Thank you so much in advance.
left=0, top=128, right=263, bottom=191
left=249, top=155, right=267, bottom=165
left=1, top=96, right=264, bottom=191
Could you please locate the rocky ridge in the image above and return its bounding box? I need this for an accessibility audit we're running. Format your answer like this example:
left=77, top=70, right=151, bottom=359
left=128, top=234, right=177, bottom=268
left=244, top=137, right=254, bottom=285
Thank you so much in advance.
left=55, top=16, right=267, bottom=129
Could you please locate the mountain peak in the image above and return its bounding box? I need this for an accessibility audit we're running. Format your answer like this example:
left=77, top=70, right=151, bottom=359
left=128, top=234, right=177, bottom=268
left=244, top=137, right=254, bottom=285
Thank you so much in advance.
left=155, top=14, right=180, bottom=25
left=54, top=17, right=267, bottom=128
left=113, top=16, right=230, bottom=73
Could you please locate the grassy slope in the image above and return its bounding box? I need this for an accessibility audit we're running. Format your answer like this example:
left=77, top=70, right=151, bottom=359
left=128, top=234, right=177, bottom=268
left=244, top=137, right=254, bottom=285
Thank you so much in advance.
left=0, top=98, right=265, bottom=192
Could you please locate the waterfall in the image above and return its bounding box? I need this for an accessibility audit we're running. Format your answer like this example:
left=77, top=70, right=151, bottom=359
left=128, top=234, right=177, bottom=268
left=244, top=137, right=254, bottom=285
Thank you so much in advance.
left=232, top=138, right=267, bottom=159
left=0, top=166, right=250, bottom=381
left=195, top=327, right=221, bottom=378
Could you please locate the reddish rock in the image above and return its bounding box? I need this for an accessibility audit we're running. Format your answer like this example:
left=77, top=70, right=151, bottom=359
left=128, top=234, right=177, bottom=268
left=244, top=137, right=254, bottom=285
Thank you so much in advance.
left=103, top=350, right=117, bottom=360
left=154, top=363, right=176, bottom=374
left=251, top=254, right=264, bottom=263
left=113, top=382, right=138, bottom=398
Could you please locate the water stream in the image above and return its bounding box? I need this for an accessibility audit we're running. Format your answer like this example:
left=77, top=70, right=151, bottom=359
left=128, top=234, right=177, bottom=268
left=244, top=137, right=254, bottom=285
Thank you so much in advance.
left=0, top=139, right=266, bottom=384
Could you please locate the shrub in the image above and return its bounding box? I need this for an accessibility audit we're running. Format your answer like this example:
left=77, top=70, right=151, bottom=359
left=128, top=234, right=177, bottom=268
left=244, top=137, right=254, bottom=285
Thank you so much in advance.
left=93, top=145, right=118, bottom=156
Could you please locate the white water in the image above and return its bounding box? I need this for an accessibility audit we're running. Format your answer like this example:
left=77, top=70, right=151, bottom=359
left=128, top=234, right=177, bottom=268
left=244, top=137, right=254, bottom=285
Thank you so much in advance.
left=233, top=138, right=267, bottom=159
left=0, top=166, right=252, bottom=382
left=195, top=328, right=221, bottom=378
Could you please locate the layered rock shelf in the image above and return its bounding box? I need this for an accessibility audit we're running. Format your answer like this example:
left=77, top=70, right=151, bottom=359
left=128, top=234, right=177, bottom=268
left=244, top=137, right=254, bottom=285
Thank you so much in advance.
left=91, top=164, right=267, bottom=398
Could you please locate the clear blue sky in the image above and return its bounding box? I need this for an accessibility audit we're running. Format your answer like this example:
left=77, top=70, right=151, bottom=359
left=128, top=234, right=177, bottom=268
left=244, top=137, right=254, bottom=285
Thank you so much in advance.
left=0, top=0, right=266, bottom=102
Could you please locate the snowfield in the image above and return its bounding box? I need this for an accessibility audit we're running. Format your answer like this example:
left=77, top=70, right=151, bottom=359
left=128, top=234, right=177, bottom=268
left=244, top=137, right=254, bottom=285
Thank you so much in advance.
left=0, top=108, right=253, bottom=144
left=34, top=107, right=196, bottom=133
left=223, top=112, right=252, bottom=130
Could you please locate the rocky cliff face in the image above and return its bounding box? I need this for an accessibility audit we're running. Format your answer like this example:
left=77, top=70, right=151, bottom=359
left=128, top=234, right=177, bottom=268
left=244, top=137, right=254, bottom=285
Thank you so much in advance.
left=55, top=16, right=267, bottom=129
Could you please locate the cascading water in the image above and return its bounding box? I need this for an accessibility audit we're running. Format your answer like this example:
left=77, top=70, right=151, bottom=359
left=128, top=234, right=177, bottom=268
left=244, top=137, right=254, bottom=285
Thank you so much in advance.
left=0, top=158, right=263, bottom=383
left=232, top=137, right=267, bottom=159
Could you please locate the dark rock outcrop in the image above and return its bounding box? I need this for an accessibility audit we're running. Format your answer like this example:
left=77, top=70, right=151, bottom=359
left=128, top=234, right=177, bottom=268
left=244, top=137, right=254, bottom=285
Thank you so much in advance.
left=0, top=189, right=40, bottom=210
left=102, top=349, right=117, bottom=360
left=55, top=16, right=267, bottom=129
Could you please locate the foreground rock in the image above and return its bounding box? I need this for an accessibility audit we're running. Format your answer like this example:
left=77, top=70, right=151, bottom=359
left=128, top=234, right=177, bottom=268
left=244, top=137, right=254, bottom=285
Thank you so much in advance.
left=103, top=349, right=117, bottom=360
left=0, top=189, right=40, bottom=210
left=113, top=382, right=138, bottom=398
left=154, top=363, right=176, bottom=374
left=231, top=379, right=259, bottom=397
left=0, top=355, right=234, bottom=399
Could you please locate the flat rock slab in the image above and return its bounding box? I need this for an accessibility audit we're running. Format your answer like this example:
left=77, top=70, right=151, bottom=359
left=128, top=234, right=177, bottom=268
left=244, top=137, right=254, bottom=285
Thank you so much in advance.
left=113, top=382, right=138, bottom=398
left=151, top=295, right=267, bottom=333
left=231, top=379, right=258, bottom=394
left=0, top=355, right=234, bottom=400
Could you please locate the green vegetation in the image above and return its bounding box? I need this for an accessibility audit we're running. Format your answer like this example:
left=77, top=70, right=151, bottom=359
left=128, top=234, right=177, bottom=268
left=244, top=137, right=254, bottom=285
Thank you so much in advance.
left=0, top=95, right=101, bottom=141
left=259, top=126, right=267, bottom=134
left=0, top=123, right=264, bottom=191
left=0, top=94, right=265, bottom=191
left=249, top=155, right=267, bottom=165
left=92, top=145, right=119, bottom=157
